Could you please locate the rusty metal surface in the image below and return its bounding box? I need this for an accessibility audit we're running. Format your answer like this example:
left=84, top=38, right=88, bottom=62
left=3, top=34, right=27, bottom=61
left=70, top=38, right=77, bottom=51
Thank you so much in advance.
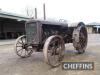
left=25, top=19, right=69, bottom=46
left=15, top=19, right=88, bottom=67
left=14, top=35, right=33, bottom=58
left=73, top=22, right=88, bottom=54
left=43, top=35, right=65, bottom=67
left=26, top=19, right=68, bottom=26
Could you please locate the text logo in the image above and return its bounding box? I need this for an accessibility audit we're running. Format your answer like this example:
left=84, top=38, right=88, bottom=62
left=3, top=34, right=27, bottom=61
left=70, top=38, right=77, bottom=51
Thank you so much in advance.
left=62, top=62, right=94, bottom=70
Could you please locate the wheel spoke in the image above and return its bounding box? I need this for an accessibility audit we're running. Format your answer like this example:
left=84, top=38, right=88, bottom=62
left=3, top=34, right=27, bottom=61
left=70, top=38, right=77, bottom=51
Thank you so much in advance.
left=21, top=38, right=24, bottom=45
left=16, top=46, right=22, bottom=47
left=19, top=49, right=23, bottom=56
left=79, top=29, right=87, bottom=49
left=17, top=49, right=23, bottom=52
left=17, top=40, right=23, bottom=44
left=50, top=39, right=59, bottom=45
left=25, top=49, right=28, bottom=56
left=15, top=35, right=33, bottom=58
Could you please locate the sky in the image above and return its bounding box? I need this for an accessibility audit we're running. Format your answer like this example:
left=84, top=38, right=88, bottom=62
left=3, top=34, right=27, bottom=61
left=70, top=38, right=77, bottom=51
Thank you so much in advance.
left=0, top=0, right=100, bottom=23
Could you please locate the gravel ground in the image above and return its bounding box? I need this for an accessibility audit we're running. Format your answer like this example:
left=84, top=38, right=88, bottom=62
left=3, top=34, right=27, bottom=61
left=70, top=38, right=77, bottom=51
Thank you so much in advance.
left=0, top=34, right=100, bottom=75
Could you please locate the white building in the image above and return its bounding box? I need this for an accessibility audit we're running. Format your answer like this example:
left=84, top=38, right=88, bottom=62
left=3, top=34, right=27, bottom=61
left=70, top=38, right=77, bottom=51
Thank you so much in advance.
left=86, top=22, right=100, bottom=34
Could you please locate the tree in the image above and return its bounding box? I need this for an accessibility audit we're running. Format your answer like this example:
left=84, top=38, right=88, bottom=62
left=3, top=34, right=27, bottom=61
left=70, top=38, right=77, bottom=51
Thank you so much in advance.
left=25, top=6, right=34, bottom=18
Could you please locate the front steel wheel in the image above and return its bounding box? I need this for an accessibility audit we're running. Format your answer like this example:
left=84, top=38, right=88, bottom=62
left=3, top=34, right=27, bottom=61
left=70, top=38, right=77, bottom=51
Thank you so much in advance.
left=43, top=35, right=65, bottom=67
left=14, top=35, right=33, bottom=58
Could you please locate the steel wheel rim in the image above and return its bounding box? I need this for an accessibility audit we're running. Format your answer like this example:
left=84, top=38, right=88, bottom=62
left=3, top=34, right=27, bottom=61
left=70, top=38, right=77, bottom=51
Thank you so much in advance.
left=15, top=35, right=33, bottom=58
left=78, top=27, right=87, bottom=50
left=43, top=35, right=65, bottom=67
left=73, top=25, right=88, bottom=53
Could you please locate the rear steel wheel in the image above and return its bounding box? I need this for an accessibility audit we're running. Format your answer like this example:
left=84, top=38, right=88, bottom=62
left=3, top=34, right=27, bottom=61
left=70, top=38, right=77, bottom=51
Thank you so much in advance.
left=14, top=35, right=33, bottom=58
left=43, top=35, right=65, bottom=67
left=73, top=22, right=88, bottom=54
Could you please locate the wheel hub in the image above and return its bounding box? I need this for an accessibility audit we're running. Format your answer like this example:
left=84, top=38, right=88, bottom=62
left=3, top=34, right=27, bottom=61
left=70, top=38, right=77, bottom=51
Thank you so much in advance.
left=22, top=44, right=27, bottom=49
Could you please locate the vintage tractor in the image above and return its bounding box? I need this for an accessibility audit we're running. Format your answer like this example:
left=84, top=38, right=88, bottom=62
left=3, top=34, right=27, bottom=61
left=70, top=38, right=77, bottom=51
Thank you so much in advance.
left=14, top=19, right=88, bottom=67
